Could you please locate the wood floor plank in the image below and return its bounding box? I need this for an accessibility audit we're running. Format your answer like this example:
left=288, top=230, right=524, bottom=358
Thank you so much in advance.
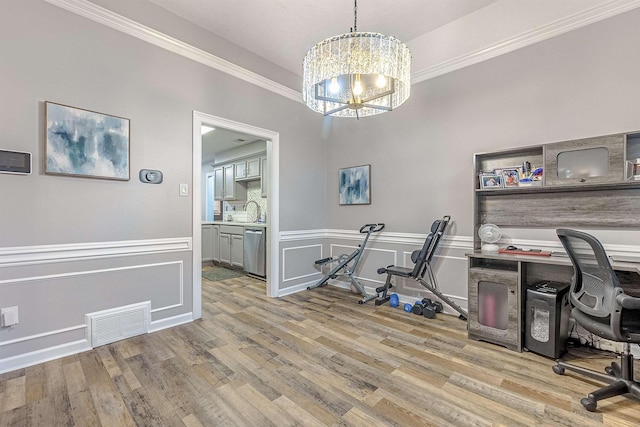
left=66, top=388, right=101, bottom=426
left=0, top=376, right=25, bottom=412
left=23, top=365, right=46, bottom=404
left=272, top=395, right=327, bottom=427
left=61, top=361, right=86, bottom=396
left=2, top=272, right=640, bottom=425
left=235, top=382, right=300, bottom=427
left=89, top=381, right=136, bottom=427
left=370, top=390, right=456, bottom=427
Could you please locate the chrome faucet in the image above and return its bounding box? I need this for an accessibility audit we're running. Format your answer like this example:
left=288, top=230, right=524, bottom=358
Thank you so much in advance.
left=243, top=200, right=261, bottom=223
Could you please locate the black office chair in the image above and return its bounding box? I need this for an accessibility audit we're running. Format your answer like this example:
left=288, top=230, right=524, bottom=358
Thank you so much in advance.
left=553, top=228, right=640, bottom=411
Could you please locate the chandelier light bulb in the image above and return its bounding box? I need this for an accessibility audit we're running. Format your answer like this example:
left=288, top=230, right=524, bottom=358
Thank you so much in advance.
left=376, top=74, right=387, bottom=88
left=329, top=77, right=340, bottom=93
left=352, top=77, right=363, bottom=96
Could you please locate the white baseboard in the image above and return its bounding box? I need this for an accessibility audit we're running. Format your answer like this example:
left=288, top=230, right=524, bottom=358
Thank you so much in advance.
left=277, top=281, right=318, bottom=297
left=0, top=312, right=194, bottom=375
left=148, top=312, right=194, bottom=333
left=0, top=339, right=91, bottom=375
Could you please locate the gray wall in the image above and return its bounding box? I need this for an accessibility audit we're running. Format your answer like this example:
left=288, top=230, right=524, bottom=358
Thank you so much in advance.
left=325, top=7, right=640, bottom=237
left=0, top=0, right=326, bottom=369
left=3, top=0, right=640, bottom=371
left=301, top=7, right=640, bottom=303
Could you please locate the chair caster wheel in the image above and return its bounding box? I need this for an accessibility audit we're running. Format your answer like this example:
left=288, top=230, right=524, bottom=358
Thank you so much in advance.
left=552, top=365, right=565, bottom=375
left=605, top=366, right=614, bottom=375
left=580, top=397, right=597, bottom=412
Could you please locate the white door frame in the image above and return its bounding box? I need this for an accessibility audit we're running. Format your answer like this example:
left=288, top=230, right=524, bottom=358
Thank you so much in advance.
left=192, top=111, right=280, bottom=319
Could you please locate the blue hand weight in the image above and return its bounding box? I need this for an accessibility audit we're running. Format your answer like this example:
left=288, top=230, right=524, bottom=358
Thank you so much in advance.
left=403, top=303, right=412, bottom=312
left=389, top=294, right=399, bottom=307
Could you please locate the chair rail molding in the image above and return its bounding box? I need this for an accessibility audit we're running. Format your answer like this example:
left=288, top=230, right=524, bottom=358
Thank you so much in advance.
left=0, top=237, right=192, bottom=267
left=280, top=228, right=473, bottom=249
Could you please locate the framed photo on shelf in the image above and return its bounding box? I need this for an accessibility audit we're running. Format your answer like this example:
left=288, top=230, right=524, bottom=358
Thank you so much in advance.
left=502, top=168, right=520, bottom=187
left=479, top=173, right=503, bottom=189
left=45, top=101, right=130, bottom=181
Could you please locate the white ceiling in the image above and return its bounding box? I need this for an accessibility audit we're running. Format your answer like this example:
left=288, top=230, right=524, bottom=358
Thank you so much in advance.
left=153, top=0, right=636, bottom=162
left=146, top=0, right=622, bottom=79
left=201, top=126, right=265, bottom=164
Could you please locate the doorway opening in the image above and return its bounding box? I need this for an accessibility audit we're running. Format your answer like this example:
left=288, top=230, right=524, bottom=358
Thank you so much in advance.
left=192, top=111, right=280, bottom=320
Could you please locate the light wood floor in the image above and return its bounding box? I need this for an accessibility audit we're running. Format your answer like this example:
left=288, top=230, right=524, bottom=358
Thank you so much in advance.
left=2, top=274, right=640, bottom=426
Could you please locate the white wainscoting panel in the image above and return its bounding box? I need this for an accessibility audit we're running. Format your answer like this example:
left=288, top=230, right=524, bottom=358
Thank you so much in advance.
left=0, top=238, right=191, bottom=374
left=329, top=244, right=397, bottom=286
left=282, top=244, right=323, bottom=283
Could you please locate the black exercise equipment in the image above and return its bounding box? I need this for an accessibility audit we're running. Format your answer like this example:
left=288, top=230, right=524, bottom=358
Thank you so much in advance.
left=376, top=215, right=468, bottom=320
left=412, top=298, right=443, bottom=319
left=308, top=223, right=385, bottom=304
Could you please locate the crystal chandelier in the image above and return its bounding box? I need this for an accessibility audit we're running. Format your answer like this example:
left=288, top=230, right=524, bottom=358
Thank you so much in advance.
left=303, top=0, right=411, bottom=118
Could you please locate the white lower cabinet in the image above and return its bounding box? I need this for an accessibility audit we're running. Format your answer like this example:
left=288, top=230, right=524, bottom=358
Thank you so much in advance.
left=231, top=234, right=244, bottom=267
left=202, top=225, right=214, bottom=261
left=219, top=233, right=231, bottom=265
left=212, top=225, right=220, bottom=262
left=219, top=225, right=244, bottom=268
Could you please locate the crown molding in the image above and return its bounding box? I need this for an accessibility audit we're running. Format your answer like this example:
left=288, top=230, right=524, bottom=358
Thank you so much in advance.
left=45, top=0, right=640, bottom=98
left=43, top=0, right=302, bottom=103
left=412, top=0, right=640, bottom=83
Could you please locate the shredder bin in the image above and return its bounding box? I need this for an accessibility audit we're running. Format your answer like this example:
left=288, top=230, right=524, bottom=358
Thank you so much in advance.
left=524, top=281, right=570, bottom=358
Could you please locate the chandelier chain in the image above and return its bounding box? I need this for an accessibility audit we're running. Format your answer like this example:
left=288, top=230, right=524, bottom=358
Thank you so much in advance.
left=353, top=0, right=357, bottom=32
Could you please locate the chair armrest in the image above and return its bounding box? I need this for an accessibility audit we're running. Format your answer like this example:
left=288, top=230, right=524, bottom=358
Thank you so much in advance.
left=616, top=293, right=640, bottom=310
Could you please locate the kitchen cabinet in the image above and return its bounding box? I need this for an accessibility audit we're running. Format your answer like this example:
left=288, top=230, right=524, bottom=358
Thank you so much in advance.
left=219, top=233, right=231, bottom=264
left=223, top=164, right=235, bottom=199
left=202, top=224, right=214, bottom=261
left=212, top=225, right=220, bottom=262
left=214, top=164, right=247, bottom=200
left=261, top=156, right=268, bottom=197
left=219, top=225, right=243, bottom=268
left=231, top=234, right=244, bottom=267
left=213, top=167, right=224, bottom=200
left=235, top=157, right=260, bottom=181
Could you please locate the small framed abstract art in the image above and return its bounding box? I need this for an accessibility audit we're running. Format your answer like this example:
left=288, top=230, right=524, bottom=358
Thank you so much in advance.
left=45, top=101, right=130, bottom=181
left=339, top=164, right=371, bottom=205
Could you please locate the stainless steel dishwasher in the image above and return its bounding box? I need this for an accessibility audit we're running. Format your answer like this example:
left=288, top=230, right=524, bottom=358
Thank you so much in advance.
left=244, top=228, right=266, bottom=278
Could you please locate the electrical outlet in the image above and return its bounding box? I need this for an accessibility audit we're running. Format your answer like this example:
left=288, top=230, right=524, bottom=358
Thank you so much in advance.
left=1, top=306, right=19, bottom=327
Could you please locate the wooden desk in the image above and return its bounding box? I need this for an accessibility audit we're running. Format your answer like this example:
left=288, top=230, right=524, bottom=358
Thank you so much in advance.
left=466, top=251, right=640, bottom=352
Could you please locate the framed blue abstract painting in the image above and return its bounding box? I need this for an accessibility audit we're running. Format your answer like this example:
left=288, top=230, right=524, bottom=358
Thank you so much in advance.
left=45, top=101, right=130, bottom=181
left=339, top=164, right=370, bottom=205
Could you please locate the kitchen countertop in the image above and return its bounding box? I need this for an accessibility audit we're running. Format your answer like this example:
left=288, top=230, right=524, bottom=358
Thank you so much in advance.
left=202, top=220, right=267, bottom=228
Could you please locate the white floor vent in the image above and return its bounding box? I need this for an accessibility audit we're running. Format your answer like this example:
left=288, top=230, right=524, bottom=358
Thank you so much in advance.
left=86, top=301, right=151, bottom=348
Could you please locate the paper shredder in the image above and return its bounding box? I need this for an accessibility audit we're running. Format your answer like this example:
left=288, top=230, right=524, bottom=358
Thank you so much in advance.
left=524, top=281, right=571, bottom=358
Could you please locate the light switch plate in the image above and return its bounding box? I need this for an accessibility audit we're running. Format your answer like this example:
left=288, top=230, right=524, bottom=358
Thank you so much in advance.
left=179, top=183, right=188, bottom=197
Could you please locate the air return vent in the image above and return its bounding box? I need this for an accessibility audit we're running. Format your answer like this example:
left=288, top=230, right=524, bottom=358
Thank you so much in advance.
left=86, top=301, right=150, bottom=347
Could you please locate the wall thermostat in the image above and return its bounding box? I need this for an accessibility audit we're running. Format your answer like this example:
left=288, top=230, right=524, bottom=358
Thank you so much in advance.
left=139, top=169, right=163, bottom=184
left=0, top=149, right=31, bottom=175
